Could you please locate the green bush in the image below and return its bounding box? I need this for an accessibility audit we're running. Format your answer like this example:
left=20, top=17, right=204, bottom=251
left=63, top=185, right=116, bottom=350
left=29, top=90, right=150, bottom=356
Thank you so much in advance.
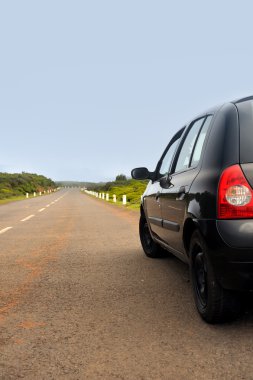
left=0, top=172, right=56, bottom=200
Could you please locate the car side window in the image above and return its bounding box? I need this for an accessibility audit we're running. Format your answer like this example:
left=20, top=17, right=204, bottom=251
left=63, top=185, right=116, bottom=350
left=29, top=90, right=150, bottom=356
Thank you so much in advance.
left=190, top=115, right=212, bottom=167
left=174, top=118, right=205, bottom=173
left=159, top=139, right=180, bottom=177
left=158, top=129, right=184, bottom=178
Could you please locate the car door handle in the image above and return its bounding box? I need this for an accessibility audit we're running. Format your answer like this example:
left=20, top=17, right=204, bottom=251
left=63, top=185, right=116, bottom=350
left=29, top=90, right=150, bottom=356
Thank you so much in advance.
left=155, top=191, right=161, bottom=201
left=176, top=186, right=186, bottom=201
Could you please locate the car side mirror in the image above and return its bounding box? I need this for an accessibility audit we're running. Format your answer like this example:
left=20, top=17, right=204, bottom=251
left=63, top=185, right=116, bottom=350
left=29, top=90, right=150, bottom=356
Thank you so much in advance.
left=160, top=175, right=172, bottom=189
left=131, top=167, right=152, bottom=180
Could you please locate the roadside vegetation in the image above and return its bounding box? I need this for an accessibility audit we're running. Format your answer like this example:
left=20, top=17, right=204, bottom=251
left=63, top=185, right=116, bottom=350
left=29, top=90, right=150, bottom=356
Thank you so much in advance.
left=86, top=174, right=148, bottom=209
left=0, top=172, right=56, bottom=203
left=55, top=180, right=102, bottom=188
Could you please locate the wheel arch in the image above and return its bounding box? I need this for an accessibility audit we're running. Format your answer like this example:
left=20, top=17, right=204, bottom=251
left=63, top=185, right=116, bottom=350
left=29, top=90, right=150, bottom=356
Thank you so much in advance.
left=140, top=204, right=145, bottom=219
left=183, top=218, right=199, bottom=256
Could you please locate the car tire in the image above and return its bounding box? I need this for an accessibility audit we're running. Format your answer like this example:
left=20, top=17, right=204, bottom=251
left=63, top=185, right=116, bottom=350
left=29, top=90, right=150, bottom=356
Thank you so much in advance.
left=189, top=230, right=241, bottom=324
left=139, top=216, right=167, bottom=258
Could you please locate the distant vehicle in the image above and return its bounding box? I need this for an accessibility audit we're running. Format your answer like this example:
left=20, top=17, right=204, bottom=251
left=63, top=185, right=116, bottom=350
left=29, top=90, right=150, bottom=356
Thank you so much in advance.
left=132, top=96, right=253, bottom=323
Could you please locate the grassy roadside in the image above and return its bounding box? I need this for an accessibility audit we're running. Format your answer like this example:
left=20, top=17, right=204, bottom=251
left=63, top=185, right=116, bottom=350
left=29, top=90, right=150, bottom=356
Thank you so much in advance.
left=83, top=191, right=141, bottom=211
left=101, top=197, right=141, bottom=210
left=83, top=179, right=148, bottom=210
left=0, top=191, right=59, bottom=206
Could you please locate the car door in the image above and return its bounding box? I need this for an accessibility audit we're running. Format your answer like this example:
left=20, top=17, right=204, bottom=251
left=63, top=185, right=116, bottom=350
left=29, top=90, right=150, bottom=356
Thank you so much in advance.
left=144, top=128, right=184, bottom=240
left=159, top=115, right=213, bottom=253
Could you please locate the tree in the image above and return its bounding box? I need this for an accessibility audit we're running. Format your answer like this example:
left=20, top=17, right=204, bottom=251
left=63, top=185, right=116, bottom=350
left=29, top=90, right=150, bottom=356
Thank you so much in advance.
left=116, top=174, right=127, bottom=181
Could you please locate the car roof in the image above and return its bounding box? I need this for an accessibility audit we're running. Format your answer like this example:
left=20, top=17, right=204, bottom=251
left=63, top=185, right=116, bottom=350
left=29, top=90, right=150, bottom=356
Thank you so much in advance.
left=195, top=95, right=253, bottom=120
left=231, top=95, right=253, bottom=104
left=179, top=96, right=253, bottom=131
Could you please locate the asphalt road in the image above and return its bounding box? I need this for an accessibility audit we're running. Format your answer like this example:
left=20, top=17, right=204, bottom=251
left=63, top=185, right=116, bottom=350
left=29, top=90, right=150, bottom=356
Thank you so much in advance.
left=1, top=189, right=253, bottom=379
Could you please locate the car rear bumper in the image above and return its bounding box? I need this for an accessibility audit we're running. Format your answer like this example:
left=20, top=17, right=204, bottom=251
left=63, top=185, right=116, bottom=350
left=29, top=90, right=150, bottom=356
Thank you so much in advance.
left=217, top=220, right=253, bottom=248
left=197, top=219, right=253, bottom=290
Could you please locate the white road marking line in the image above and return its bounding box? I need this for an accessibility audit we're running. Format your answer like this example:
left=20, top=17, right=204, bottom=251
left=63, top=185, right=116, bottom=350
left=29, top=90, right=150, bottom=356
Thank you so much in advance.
left=38, top=208, right=45, bottom=212
left=0, top=227, right=13, bottom=234
left=46, top=204, right=50, bottom=207
left=21, top=215, right=35, bottom=222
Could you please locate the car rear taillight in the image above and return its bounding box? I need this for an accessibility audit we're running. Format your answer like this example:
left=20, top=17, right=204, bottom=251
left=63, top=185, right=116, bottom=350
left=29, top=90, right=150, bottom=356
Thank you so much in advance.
left=218, top=164, right=253, bottom=219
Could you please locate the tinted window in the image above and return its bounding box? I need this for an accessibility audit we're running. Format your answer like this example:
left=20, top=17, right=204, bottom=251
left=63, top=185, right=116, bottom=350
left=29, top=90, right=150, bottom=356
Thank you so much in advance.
left=236, top=100, right=253, bottom=163
left=174, top=118, right=205, bottom=173
left=190, top=115, right=212, bottom=167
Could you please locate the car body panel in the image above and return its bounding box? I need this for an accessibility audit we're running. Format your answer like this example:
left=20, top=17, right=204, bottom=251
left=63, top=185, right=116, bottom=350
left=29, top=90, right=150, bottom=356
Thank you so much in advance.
left=159, top=168, right=199, bottom=253
left=143, top=181, right=163, bottom=238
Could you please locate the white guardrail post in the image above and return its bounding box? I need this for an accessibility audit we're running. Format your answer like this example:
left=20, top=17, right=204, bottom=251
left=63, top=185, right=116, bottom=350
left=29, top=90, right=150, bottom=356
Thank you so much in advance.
left=84, top=190, right=128, bottom=206
left=24, top=187, right=61, bottom=200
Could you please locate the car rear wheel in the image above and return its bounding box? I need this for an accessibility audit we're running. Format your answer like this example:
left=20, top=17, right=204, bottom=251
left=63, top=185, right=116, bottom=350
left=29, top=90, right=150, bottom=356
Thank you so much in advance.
left=190, top=230, right=241, bottom=323
left=139, top=216, right=166, bottom=258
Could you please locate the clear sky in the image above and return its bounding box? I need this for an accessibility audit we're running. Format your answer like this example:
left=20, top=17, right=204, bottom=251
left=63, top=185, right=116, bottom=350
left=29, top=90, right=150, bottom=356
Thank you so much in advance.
left=1, top=0, right=253, bottom=182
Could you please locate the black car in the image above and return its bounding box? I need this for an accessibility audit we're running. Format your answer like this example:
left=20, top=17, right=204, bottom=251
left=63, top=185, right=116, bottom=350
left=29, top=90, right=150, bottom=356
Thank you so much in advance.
left=131, top=96, right=253, bottom=324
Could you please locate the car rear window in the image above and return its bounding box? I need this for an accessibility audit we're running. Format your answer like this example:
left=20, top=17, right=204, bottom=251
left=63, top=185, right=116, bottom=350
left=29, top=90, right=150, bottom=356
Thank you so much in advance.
left=236, top=99, right=253, bottom=163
